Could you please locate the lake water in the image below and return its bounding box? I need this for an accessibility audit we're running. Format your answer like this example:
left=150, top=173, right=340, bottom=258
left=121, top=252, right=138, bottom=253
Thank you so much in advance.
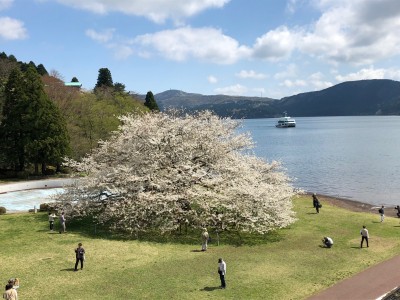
left=0, top=188, right=64, bottom=212
left=241, top=116, right=400, bottom=206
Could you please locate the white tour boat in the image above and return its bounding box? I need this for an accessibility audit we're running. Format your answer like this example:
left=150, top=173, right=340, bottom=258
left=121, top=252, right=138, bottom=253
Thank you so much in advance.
left=276, top=112, right=296, bottom=128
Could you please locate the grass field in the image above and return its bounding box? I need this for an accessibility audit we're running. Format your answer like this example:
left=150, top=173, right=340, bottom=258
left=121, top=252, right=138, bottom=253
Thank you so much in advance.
left=1, top=195, right=399, bottom=299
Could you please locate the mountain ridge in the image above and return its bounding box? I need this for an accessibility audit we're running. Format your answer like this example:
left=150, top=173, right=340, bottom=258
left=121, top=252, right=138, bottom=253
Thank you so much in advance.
left=151, top=79, right=400, bottom=118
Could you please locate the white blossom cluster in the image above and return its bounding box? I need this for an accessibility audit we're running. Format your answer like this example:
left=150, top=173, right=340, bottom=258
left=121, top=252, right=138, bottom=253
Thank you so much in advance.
left=59, top=111, right=297, bottom=234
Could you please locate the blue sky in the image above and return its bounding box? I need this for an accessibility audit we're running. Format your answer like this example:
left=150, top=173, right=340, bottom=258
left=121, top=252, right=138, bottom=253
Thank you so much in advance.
left=1, top=0, right=400, bottom=99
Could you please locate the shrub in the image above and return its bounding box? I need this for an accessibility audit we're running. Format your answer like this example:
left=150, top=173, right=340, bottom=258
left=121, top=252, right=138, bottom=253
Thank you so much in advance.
left=0, top=207, right=6, bottom=214
left=39, top=203, right=50, bottom=211
left=44, top=166, right=56, bottom=175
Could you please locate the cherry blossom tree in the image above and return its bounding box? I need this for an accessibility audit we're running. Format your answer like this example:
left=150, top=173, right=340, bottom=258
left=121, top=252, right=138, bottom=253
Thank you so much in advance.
left=59, top=111, right=297, bottom=234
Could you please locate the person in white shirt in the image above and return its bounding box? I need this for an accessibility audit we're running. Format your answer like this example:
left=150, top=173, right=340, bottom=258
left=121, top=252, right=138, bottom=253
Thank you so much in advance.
left=201, top=228, right=209, bottom=251
left=322, top=236, right=333, bottom=248
left=48, top=212, right=56, bottom=231
left=360, top=225, right=369, bottom=248
left=218, top=258, right=226, bottom=289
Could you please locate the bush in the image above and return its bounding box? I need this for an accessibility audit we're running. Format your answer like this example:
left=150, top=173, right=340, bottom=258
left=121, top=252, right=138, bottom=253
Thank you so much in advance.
left=44, top=166, right=56, bottom=175
left=0, top=207, right=6, bottom=214
left=39, top=203, right=50, bottom=211
left=16, top=171, right=30, bottom=179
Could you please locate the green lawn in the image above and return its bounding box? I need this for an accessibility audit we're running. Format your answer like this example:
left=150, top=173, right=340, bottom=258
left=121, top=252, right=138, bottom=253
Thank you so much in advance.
left=1, top=196, right=399, bottom=299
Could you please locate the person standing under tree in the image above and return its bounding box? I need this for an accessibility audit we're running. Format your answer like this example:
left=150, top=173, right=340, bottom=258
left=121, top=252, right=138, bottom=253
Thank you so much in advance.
left=218, top=258, right=227, bottom=289
left=59, top=212, right=66, bottom=233
left=48, top=212, right=56, bottom=231
left=360, top=225, right=369, bottom=248
left=201, top=228, right=209, bottom=251
left=74, top=243, right=85, bottom=271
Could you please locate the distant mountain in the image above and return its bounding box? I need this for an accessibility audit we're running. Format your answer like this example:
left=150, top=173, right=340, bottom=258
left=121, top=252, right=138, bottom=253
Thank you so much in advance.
left=278, top=79, right=400, bottom=117
left=151, top=79, right=400, bottom=118
left=154, top=90, right=279, bottom=118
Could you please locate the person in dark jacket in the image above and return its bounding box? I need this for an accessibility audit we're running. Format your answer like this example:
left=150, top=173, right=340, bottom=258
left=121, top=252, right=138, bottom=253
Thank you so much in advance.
left=74, top=243, right=85, bottom=271
left=312, top=193, right=321, bottom=213
left=379, top=206, right=385, bottom=222
left=395, top=206, right=400, bottom=218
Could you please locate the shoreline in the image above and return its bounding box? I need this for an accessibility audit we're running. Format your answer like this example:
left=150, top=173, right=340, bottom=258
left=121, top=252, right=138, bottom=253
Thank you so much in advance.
left=308, top=193, right=400, bottom=218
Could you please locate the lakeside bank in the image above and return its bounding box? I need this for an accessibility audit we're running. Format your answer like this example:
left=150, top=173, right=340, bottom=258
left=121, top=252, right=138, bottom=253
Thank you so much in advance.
left=1, top=178, right=398, bottom=219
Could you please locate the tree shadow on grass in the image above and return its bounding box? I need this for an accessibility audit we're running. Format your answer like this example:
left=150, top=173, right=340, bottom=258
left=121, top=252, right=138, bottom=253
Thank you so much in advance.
left=65, top=216, right=285, bottom=246
left=200, top=286, right=221, bottom=292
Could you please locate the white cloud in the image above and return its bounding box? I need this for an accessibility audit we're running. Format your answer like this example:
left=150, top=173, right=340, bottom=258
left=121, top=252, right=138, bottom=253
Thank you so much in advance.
left=214, top=84, right=248, bottom=96
left=335, top=66, right=400, bottom=82
left=280, top=79, right=307, bottom=88
left=54, top=0, right=230, bottom=24
left=299, top=0, right=400, bottom=65
left=208, top=75, right=218, bottom=84
left=274, top=64, right=298, bottom=79
left=0, top=0, right=13, bottom=10
left=108, top=44, right=134, bottom=60
left=308, top=72, right=333, bottom=89
left=252, top=26, right=300, bottom=61
left=85, top=28, right=115, bottom=43
left=0, top=17, right=27, bottom=40
left=236, top=70, right=267, bottom=79
left=134, top=27, right=251, bottom=64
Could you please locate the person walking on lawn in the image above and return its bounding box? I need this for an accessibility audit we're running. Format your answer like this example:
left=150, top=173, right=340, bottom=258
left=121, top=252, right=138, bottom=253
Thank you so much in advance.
left=379, top=206, right=385, bottom=222
left=360, top=225, right=369, bottom=248
left=218, top=258, right=227, bottom=289
left=74, top=243, right=85, bottom=271
left=312, top=193, right=321, bottom=213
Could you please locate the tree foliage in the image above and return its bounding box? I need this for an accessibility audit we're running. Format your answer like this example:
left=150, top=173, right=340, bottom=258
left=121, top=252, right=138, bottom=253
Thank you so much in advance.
left=60, top=111, right=296, bottom=235
left=95, top=68, right=113, bottom=90
left=144, top=91, right=159, bottom=111
left=0, top=67, right=69, bottom=173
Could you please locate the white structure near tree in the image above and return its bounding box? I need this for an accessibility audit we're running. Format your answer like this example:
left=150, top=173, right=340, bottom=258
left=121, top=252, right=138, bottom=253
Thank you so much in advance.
left=60, top=111, right=297, bottom=234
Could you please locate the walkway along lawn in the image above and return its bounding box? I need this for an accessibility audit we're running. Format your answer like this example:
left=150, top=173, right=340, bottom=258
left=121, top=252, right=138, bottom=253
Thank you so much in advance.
left=1, top=195, right=399, bottom=299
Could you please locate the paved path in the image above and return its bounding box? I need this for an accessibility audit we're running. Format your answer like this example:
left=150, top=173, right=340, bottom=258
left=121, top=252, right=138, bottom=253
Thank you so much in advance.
left=0, top=178, right=75, bottom=193
left=308, top=254, right=400, bottom=300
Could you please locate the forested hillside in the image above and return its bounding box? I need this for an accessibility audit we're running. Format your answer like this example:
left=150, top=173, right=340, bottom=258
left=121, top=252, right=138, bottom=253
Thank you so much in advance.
left=0, top=52, right=148, bottom=177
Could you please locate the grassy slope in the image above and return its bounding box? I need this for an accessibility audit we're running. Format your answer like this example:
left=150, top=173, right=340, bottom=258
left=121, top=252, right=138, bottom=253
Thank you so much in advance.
left=1, top=196, right=399, bottom=299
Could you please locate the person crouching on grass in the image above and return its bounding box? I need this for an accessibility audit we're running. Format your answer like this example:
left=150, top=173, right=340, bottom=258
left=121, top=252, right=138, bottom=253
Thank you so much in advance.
left=322, top=236, right=333, bottom=248
left=74, top=243, right=85, bottom=271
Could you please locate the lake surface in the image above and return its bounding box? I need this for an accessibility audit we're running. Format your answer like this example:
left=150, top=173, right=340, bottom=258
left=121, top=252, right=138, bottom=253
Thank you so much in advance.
left=0, top=188, right=64, bottom=212
left=240, top=116, right=400, bottom=206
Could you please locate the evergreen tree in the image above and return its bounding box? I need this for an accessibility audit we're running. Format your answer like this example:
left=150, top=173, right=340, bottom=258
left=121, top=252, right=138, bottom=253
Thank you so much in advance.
left=36, top=64, right=48, bottom=76
left=0, top=67, right=70, bottom=173
left=144, top=91, right=159, bottom=111
left=23, top=67, right=70, bottom=174
left=114, top=82, right=126, bottom=94
left=95, top=68, right=113, bottom=89
left=71, top=77, right=79, bottom=82
left=0, top=68, right=30, bottom=171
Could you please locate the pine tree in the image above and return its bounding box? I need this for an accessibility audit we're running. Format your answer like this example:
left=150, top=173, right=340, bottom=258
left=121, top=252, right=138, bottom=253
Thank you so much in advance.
left=144, top=91, right=160, bottom=111
left=0, top=68, right=30, bottom=171
left=0, top=67, right=70, bottom=173
left=95, top=68, right=113, bottom=90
